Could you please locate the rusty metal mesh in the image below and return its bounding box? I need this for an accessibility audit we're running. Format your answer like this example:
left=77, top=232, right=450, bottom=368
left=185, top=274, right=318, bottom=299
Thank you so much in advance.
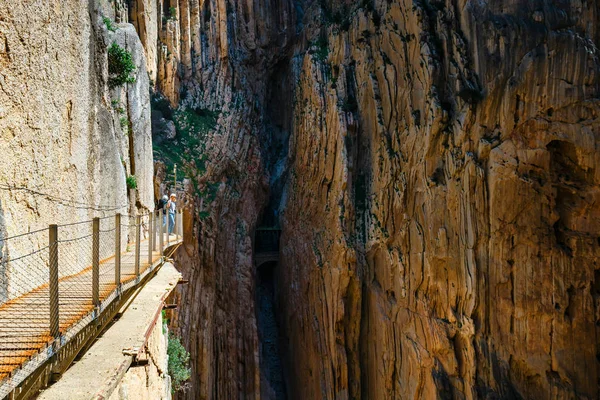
left=0, top=212, right=170, bottom=393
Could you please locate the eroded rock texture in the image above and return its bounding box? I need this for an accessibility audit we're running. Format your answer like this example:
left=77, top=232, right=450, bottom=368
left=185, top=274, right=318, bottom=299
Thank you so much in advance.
left=0, top=0, right=154, bottom=298
left=154, top=0, right=297, bottom=397
left=153, top=0, right=600, bottom=399
left=109, top=309, right=172, bottom=400
left=278, top=1, right=600, bottom=399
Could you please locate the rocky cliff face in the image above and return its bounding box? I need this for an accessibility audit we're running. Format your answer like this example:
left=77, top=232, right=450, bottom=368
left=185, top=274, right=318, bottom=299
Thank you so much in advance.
left=144, top=0, right=299, bottom=398
left=145, top=0, right=600, bottom=399
left=278, top=0, right=600, bottom=398
left=0, top=0, right=154, bottom=298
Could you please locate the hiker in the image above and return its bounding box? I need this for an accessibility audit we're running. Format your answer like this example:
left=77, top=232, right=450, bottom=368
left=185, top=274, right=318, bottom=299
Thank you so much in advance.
left=158, top=195, right=168, bottom=226
left=167, top=193, right=176, bottom=234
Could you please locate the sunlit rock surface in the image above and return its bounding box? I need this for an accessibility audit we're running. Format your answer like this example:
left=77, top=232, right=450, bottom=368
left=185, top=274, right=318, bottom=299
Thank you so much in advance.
left=0, top=0, right=154, bottom=298
left=159, top=0, right=600, bottom=399
left=278, top=1, right=600, bottom=399
left=2, top=0, right=598, bottom=398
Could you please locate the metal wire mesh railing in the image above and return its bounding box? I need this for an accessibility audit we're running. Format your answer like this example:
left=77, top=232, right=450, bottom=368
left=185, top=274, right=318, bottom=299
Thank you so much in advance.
left=0, top=209, right=184, bottom=397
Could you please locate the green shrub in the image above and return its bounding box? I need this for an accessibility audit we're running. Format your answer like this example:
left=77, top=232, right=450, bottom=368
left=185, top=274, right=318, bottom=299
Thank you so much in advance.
left=108, top=43, right=136, bottom=88
left=103, top=16, right=117, bottom=32
left=126, top=175, right=137, bottom=189
left=120, top=116, right=128, bottom=128
left=310, top=36, right=329, bottom=63
left=153, top=107, right=217, bottom=171
left=113, top=102, right=126, bottom=114
left=169, top=6, right=177, bottom=19
left=151, top=102, right=220, bottom=216
left=167, top=333, right=191, bottom=392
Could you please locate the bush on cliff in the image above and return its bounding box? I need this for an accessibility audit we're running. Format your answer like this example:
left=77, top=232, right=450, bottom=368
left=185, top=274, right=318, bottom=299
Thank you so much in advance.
left=153, top=107, right=217, bottom=172
left=108, top=43, right=136, bottom=88
left=167, top=333, right=191, bottom=392
left=102, top=16, right=117, bottom=32
left=151, top=101, right=220, bottom=221
left=126, top=175, right=137, bottom=189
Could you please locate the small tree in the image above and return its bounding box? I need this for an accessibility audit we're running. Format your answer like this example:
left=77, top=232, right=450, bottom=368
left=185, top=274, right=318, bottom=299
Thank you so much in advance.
left=108, top=43, right=136, bottom=88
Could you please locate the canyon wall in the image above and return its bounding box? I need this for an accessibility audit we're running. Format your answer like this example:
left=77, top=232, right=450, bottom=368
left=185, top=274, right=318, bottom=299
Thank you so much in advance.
left=0, top=0, right=154, bottom=297
left=152, top=0, right=296, bottom=397
left=143, top=0, right=600, bottom=399
left=2, top=0, right=598, bottom=397
left=278, top=0, right=600, bottom=399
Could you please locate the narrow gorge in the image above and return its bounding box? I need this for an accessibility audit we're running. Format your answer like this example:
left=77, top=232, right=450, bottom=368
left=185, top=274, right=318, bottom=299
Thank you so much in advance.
left=156, top=0, right=600, bottom=398
left=1, top=0, right=599, bottom=399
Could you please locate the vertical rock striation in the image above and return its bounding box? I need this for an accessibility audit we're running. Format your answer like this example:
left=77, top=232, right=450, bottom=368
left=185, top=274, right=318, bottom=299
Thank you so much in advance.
left=0, top=0, right=154, bottom=298
left=141, top=0, right=600, bottom=399
left=153, top=0, right=298, bottom=398
left=276, top=0, right=600, bottom=399
left=130, top=0, right=159, bottom=83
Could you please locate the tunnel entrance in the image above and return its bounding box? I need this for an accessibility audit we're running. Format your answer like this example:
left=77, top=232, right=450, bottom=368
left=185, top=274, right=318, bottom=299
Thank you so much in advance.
left=255, top=227, right=280, bottom=267
left=255, top=228, right=286, bottom=399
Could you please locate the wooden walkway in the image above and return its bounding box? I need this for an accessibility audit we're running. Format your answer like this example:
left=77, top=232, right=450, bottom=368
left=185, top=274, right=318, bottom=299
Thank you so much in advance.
left=0, top=232, right=181, bottom=393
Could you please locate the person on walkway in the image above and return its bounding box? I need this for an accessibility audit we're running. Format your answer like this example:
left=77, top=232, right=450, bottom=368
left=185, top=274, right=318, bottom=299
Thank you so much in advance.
left=167, top=193, right=176, bottom=235
left=158, top=195, right=168, bottom=226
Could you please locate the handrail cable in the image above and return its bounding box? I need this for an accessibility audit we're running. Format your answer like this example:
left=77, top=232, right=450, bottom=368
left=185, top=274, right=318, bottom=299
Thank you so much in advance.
left=0, top=184, right=128, bottom=212
left=0, top=227, right=50, bottom=242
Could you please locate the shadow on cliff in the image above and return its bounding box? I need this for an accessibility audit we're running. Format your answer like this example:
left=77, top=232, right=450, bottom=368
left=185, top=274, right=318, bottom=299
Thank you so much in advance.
left=256, top=260, right=287, bottom=400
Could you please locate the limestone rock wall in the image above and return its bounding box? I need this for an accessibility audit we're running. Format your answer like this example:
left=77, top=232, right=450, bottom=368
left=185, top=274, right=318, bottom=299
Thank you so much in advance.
left=153, top=0, right=299, bottom=397
left=0, top=0, right=154, bottom=298
left=131, top=0, right=599, bottom=399
left=277, top=0, right=600, bottom=399
left=130, top=0, right=159, bottom=83
left=113, top=24, right=155, bottom=210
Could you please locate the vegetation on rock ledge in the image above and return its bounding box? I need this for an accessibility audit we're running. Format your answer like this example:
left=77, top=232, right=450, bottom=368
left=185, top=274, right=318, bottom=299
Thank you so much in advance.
left=167, top=332, right=191, bottom=393
left=102, top=16, right=117, bottom=32
left=108, top=43, right=136, bottom=88
left=126, top=175, right=137, bottom=189
left=152, top=95, right=221, bottom=218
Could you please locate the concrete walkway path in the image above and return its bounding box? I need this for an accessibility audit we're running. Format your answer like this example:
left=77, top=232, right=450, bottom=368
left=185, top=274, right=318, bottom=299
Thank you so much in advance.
left=37, top=262, right=181, bottom=400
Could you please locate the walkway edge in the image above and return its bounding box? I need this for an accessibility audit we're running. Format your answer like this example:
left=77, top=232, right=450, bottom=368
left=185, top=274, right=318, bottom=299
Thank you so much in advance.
left=37, top=263, right=182, bottom=400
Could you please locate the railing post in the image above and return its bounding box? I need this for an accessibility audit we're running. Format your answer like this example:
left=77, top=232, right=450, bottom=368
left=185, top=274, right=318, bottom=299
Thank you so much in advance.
left=176, top=210, right=180, bottom=242
left=135, top=215, right=141, bottom=280
left=49, top=224, right=59, bottom=340
left=166, top=207, right=170, bottom=247
left=152, top=211, right=158, bottom=252
left=179, top=210, right=183, bottom=238
left=92, top=218, right=100, bottom=307
left=148, top=213, right=153, bottom=265
left=115, top=213, right=121, bottom=293
left=159, top=209, right=164, bottom=254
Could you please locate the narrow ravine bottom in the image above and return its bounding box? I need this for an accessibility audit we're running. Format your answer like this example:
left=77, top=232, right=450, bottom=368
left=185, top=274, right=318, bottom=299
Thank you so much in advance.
left=256, top=261, right=286, bottom=400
